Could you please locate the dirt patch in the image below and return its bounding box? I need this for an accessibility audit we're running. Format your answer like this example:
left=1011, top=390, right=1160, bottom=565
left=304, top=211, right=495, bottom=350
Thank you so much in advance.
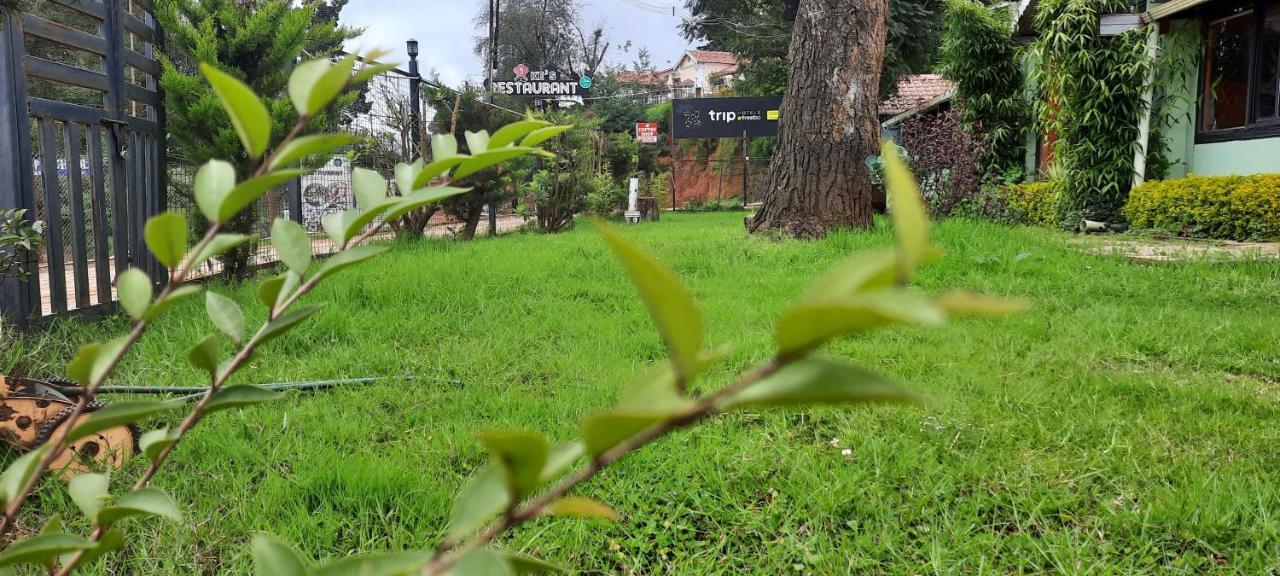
left=1073, top=236, right=1280, bottom=263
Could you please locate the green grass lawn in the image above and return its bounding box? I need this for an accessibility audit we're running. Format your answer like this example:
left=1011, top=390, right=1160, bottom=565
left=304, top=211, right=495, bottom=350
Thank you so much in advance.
left=5, top=212, right=1280, bottom=574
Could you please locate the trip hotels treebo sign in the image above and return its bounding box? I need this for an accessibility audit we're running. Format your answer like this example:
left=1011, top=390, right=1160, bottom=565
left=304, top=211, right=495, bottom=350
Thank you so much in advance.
left=672, top=96, right=783, bottom=139
left=492, top=63, right=592, bottom=96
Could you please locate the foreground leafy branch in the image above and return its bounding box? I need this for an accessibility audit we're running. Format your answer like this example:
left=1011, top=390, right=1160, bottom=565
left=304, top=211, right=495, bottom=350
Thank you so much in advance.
left=248, top=144, right=1030, bottom=576
left=0, top=51, right=568, bottom=575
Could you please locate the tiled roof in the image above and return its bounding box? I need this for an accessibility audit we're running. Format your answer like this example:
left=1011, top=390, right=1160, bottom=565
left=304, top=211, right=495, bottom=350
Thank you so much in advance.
left=879, top=74, right=955, bottom=116
left=616, top=69, right=668, bottom=85
left=687, top=50, right=738, bottom=65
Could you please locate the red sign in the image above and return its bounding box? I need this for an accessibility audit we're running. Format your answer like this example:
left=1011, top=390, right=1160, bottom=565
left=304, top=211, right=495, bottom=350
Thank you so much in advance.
left=635, top=122, right=659, bottom=144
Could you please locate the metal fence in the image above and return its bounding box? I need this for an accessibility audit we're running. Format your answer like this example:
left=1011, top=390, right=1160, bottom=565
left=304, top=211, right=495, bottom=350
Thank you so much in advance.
left=669, top=156, right=771, bottom=209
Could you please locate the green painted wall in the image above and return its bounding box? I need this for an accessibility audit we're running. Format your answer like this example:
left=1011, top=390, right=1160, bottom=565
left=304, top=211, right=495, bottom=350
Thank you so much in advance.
left=1158, top=18, right=1280, bottom=177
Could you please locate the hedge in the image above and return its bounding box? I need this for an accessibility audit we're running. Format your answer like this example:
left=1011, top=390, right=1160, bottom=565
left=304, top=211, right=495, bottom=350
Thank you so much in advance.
left=1124, top=174, right=1280, bottom=241
left=976, top=181, right=1061, bottom=228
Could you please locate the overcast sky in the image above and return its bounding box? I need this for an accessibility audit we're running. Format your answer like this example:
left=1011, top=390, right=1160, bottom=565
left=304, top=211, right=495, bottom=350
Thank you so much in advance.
left=341, top=0, right=695, bottom=86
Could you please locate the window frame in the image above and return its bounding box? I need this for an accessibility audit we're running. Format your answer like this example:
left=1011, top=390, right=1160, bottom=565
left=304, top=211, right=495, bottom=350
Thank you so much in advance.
left=1196, top=0, right=1280, bottom=143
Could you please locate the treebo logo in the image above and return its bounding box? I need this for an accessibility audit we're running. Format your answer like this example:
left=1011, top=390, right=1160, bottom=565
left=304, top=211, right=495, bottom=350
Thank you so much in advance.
left=579, top=76, right=592, bottom=89
left=709, top=110, right=738, bottom=123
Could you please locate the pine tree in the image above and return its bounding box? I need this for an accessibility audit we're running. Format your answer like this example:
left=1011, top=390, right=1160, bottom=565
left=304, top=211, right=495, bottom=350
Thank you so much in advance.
left=156, top=0, right=359, bottom=277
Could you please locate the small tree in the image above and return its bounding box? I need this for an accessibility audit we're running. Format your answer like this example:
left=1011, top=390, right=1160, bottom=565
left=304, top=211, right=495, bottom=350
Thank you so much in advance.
left=156, top=0, right=358, bottom=276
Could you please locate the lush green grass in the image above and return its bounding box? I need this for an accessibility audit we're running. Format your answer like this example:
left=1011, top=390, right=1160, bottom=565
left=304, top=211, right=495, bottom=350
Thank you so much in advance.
left=5, top=212, right=1280, bottom=574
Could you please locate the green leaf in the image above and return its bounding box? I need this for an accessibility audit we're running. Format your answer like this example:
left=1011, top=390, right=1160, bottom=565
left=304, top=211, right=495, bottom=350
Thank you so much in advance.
left=219, top=171, right=304, bottom=222
left=382, top=187, right=470, bottom=222
left=414, top=157, right=468, bottom=187
left=201, top=64, right=271, bottom=159
left=96, top=487, right=182, bottom=525
left=206, top=291, right=245, bottom=346
left=595, top=222, right=703, bottom=383
left=544, top=496, right=619, bottom=520
left=479, top=430, right=549, bottom=501
left=321, top=209, right=360, bottom=246
left=62, top=527, right=123, bottom=568
left=352, top=167, right=388, bottom=209
left=724, top=356, right=917, bottom=409
left=269, top=134, right=357, bottom=170
left=521, top=125, right=573, bottom=147
left=288, top=56, right=355, bottom=116
left=144, top=285, right=203, bottom=321
left=450, top=548, right=513, bottom=576
left=615, top=362, right=693, bottom=413
left=65, top=337, right=127, bottom=386
left=464, top=130, right=490, bottom=154
left=394, top=160, right=424, bottom=196
left=312, top=553, right=432, bottom=576
left=204, top=385, right=283, bottom=415
left=192, top=233, right=253, bottom=268
left=432, top=133, right=458, bottom=159
left=117, top=268, right=152, bottom=320
left=488, top=119, right=550, bottom=149
left=580, top=411, right=665, bottom=458
left=187, top=333, right=220, bottom=376
left=311, top=245, right=388, bottom=285
left=881, top=142, right=933, bottom=277
left=495, top=551, right=563, bottom=575
left=194, top=160, right=236, bottom=223
left=257, top=274, right=289, bottom=310
left=143, top=211, right=188, bottom=269
left=68, top=401, right=178, bottom=443
left=447, top=464, right=509, bottom=541
left=139, top=427, right=180, bottom=463
left=258, top=305, right=323, bottom=347
left=0, top=445, right=50, bottom=506
left=798, top=247, right=898, bottom=302
left=538, top=442, right=583, bottom=484
left=271, top=219, right=312, bottom=274
left=353, top=62, right=400, bottom=84
left=252, top=534, right=309, bottom=576
left=67, top=472, right=110, bottom=522
left=933, top=291, right=1031, bottom=318
left=775, top=291, right=947, bottom=355
left=452, top=148, right=539, bottom=180
left=0, top=532, right=95, bottom=568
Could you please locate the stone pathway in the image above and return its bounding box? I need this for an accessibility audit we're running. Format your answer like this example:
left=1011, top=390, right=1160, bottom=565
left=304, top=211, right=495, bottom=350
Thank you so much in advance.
left=1073, top=236, right=1280, bottom=263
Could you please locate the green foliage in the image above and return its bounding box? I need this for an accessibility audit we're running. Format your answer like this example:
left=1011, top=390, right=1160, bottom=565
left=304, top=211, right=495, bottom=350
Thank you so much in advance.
left=0, top=209, right=44, bottom=283
left=978, top=181, right=1063, bottom=227
left=940, top=0, right=1027, bottom=176
left=1029, top=0, right=1152, bottom=224
left=1123, top=174, right=1280, bottom=241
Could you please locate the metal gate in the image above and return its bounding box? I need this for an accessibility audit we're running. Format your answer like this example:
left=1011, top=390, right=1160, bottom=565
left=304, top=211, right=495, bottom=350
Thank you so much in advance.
left=0, top=0, right=164, bottom=325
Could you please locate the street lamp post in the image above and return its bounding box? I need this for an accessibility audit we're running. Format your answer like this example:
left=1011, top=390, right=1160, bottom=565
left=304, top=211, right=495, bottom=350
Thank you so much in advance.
left=406, top=38, right=422, bottom=160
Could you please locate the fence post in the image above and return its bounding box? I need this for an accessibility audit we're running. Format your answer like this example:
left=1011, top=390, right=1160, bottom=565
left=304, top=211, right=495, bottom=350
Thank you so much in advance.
left=285, top=177, right=303, bottom=224
left=0, top=9, right=36, bottom=326
left=741, top=130, right=748, bottom=206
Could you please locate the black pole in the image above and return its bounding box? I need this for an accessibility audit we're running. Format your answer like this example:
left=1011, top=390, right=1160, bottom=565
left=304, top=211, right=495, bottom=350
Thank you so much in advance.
left=407, top=39, right=421, bottom=160
left=742, top=130, right=748, bottom=206
left=669, top=104, right=677, bottom=211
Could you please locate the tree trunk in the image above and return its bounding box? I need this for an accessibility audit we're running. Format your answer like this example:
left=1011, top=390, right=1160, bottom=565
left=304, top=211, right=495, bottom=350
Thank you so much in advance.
left=748, top=0, right=888, bottom=239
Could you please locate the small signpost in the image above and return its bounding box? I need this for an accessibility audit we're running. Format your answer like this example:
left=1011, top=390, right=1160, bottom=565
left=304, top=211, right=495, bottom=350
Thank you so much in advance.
left=635, top=122, right=659, bottom=144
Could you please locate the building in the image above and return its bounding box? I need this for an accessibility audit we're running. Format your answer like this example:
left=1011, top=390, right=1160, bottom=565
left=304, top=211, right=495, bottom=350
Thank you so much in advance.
left=879, top=74, right=957, bottom=141
left=615, top=50, right=742, bottom=102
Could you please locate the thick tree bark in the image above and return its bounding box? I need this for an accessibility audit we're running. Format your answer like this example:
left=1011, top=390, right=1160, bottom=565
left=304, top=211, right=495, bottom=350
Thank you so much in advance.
left=749, top=0, right=888, bottom=239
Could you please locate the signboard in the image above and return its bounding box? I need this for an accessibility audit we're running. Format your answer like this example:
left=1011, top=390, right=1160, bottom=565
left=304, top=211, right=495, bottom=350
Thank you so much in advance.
left=635, top=122, right=660, bottom=144
left=672, top=96, right=783, bottom=139
left=492, top=63, right=592, bottom=96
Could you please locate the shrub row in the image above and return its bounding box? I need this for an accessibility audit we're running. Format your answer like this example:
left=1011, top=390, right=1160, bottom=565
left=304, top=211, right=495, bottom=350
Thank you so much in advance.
left=1124, top=174, right=1280, bottom=241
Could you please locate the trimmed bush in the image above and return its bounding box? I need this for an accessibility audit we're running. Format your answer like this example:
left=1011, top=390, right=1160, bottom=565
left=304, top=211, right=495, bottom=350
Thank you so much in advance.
left=972, top=181, right=1061, bottom=227
left=1124, top=174, right=1280, bottom=241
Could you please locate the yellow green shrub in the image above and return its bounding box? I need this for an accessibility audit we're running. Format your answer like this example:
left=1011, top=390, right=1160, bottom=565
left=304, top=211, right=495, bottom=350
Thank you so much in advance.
left=1123, top=174, right=1280, bottom=241
left=984, top=181, right=1061, bottom=227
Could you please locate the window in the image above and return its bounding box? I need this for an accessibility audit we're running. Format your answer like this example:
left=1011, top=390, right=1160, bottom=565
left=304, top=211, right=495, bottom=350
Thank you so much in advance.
left=1199, top=1, right=1280, bottom=139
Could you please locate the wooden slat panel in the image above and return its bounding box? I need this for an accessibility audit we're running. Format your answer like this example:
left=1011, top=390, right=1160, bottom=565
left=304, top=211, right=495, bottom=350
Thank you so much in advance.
left=23, top=14, right=108, bottom=56
left=121, top=48, right=160, bottom=76
left=86, top=125, right=112, bottom=303
left=24, top=56, right=109, bottom=91
left=121, top=12, right=154, bottom=42
left=131, top=0, right=156, bottom=14
left=129, top=131, right=143, bottom=273
left=28, top=97, right=104, bottom=124
left=58, top=0, right=107, bottom=20
left=37, top=119, right=66, bottom=314
left=123, top=82, right=156, bottom=105
left=107, top=121, right=129, bottom=279
left=124, top=115, right=159, bottom=136
left=63, top=123, right=90, bottom=309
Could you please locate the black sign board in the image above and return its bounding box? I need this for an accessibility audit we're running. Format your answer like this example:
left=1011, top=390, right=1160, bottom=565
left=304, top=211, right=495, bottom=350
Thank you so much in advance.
left=672, top=96, right=783, bottom=139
